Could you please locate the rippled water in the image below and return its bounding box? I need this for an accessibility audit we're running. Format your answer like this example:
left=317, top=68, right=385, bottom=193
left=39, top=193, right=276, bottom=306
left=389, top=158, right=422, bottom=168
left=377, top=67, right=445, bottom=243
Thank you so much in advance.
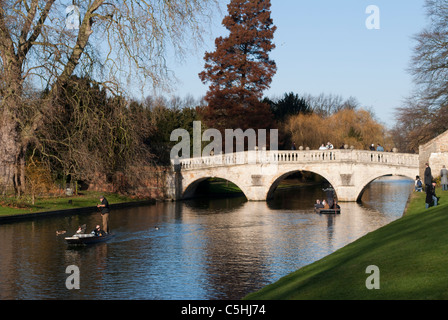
left=0, top=177, right=413, bottom=300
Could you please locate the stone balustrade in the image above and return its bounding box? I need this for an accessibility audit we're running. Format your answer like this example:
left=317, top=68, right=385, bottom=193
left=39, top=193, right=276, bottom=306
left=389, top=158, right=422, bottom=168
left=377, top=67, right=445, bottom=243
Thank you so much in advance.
left=176, top=149, right=419, bottom=171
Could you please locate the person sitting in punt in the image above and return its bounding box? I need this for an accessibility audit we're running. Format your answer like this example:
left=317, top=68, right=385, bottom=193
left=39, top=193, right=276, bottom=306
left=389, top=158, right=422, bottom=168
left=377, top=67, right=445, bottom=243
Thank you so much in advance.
left=92, top=225, right=107, bottom=237
left=315, top=200, right=324, bottom=209
left=76, top=224, right=86, bottom=234
left=333, top=200, right=341, bottom=209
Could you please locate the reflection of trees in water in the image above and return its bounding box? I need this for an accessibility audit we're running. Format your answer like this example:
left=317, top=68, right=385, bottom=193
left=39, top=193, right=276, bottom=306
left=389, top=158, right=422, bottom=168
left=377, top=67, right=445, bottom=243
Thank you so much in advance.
left=183, top=196, right=248, bottom=213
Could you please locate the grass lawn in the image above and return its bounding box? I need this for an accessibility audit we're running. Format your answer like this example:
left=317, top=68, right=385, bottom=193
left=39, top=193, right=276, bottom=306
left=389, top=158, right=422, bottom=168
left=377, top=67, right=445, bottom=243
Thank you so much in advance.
left=207, top=179, right=244, bottom=195
left=0, top=191, right=142, bottom=217
left=244, top=189, right=448, bottom=300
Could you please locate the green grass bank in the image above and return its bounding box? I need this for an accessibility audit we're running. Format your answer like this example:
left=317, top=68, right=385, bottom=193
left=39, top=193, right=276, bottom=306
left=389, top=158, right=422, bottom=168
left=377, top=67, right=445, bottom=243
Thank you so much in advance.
left=0, top=191, right=150, bottom=219
left=244, top=190, right=448, bottom=300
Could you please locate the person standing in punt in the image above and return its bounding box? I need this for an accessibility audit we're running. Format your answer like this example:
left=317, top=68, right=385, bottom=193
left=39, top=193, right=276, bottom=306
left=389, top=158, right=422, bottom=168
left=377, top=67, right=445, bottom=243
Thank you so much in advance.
left=97, top=195, right=110, bottom=233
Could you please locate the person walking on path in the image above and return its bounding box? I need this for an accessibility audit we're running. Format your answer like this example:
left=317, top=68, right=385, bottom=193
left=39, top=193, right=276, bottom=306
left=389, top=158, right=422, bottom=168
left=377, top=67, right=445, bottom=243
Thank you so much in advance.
left=97, top=195, right=110, bottom=233
left=441, top=165, right=448, bottom=191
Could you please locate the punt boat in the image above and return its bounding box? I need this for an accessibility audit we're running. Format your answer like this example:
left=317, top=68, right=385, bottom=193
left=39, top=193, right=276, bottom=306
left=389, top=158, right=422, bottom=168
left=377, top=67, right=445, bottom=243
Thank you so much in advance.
left=315, top=208, right=341, bottom=214
left=65, top=232, right=115, bottom=245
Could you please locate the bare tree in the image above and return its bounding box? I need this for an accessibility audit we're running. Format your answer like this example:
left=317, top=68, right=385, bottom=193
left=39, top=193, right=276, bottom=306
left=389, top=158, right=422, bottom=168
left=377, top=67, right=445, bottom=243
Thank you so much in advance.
left=393, top=0, right=448, bottom=152
left=393, top=94, right=448, bottom=153
left=35, top=76, right=152, bottom=187
left=409, top=0, right=448, bottom=107
left=303, top=93, right=359, bottom=117
left=0, top=0, right=218, bottom=195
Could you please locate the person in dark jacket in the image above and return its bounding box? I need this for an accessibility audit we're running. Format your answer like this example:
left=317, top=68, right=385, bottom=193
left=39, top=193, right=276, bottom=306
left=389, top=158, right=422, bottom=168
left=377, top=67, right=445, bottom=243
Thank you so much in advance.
left=97, top=196, right=110, bottom=233
left=92, top=225, right=106, bottom=236
left=323, top=186, right=335, bottom=209
left=425, top=182, right=438, bottom=209
left=424, top=163, right=433, bottom=191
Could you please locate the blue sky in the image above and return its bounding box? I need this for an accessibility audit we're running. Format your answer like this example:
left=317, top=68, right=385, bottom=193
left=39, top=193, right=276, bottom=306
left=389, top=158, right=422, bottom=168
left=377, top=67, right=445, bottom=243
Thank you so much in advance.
left=167, top=0, right=427, bottom=127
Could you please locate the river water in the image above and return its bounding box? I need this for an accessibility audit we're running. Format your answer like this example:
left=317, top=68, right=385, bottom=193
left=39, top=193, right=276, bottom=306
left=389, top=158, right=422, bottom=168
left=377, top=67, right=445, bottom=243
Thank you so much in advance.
left=0, top=176, right=413, bottom=300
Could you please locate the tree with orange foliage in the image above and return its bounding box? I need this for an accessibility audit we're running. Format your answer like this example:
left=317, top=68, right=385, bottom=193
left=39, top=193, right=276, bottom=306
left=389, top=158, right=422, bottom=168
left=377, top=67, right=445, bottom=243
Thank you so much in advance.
left=288, top=108, right=393, bottom=151
left=199, top=0, right=277, bottom=134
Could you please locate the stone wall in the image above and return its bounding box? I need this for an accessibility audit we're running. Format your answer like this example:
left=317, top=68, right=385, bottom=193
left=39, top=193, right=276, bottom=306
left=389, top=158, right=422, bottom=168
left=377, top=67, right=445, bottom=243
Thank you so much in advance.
left=419, top=131, right=448, bottom=180
left=88, top=166, right=171, bottom=200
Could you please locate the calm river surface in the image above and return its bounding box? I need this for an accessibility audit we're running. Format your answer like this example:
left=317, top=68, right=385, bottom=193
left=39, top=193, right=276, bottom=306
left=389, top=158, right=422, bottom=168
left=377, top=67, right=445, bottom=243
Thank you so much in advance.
left=0, top=176, right=413, bottom=300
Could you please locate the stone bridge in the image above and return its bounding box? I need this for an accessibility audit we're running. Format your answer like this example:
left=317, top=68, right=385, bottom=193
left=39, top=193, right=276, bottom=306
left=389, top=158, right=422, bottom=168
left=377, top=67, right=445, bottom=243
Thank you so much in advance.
left=166, top=149, right=419, bottom=202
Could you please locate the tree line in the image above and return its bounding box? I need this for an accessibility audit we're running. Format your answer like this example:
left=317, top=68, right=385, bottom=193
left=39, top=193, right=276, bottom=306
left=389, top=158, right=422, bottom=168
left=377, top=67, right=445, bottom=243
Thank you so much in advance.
left=8, top=76, right=391, bottom=198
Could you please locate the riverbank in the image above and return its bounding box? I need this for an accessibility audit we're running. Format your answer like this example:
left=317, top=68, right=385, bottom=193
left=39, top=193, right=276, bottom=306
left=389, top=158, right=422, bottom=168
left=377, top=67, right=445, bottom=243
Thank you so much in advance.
left=0, top=191, right=155, bottom=223
left=0, top=178, right=316, bottom=221
left=244, top=189, right=448, bottom=300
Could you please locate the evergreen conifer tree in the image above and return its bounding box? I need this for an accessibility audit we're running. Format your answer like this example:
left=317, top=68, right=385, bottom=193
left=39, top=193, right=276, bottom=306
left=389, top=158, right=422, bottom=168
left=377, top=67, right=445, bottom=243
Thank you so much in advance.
left=199, top=0, right=277, bottom=134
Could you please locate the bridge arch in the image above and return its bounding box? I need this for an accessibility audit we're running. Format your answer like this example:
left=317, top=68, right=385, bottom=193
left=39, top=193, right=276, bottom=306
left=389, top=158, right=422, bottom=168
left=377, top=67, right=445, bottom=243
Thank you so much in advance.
left=266, top=169, right=339, bottom=201
left=355, top=173, right=415, bottom=202
left=182, top=176, right=248, bottom=200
